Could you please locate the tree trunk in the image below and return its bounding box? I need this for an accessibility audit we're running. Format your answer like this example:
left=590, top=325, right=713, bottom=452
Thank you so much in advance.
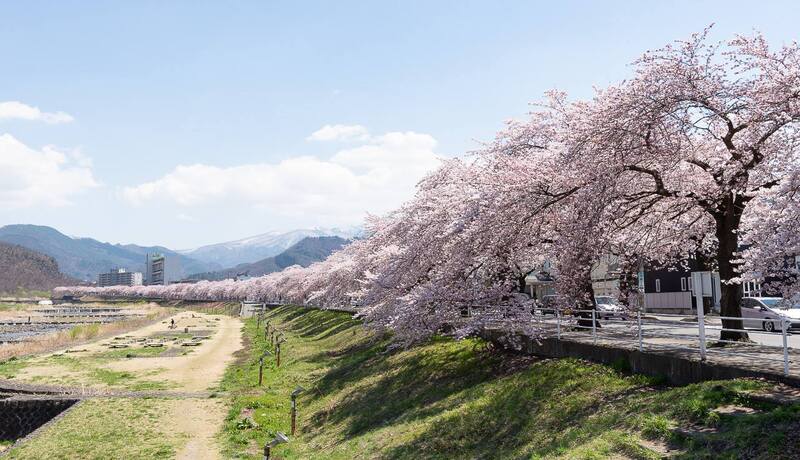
left=576, top=272, right=600, bottom=329
left=616, top=258, right=640, bottom=310
left=716, top=195, right=747, bottom=342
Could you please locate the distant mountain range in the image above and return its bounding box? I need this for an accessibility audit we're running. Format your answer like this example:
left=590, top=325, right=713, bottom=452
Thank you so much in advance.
left=0, top=242, right=76, bottom=294
left=0, top=225, right=221, bottom=281
left=189, top=236, right=348, bottom=281
left=0, top=224, right=358, bottom=283
left=179, top=227, right=361, bottom=268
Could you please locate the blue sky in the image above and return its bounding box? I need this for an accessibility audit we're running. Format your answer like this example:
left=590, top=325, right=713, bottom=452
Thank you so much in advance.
left=1, top=1, right=799, bottom=248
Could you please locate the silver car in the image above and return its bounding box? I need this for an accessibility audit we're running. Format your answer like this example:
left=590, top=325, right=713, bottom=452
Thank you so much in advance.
left=740, top=297, right=800, bottom=332
left=594, top=296, right=627, bottom=320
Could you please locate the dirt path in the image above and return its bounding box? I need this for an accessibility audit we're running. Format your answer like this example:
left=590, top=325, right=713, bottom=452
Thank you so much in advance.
left=171, top=398, right=228, bottom=460
left=107, top=312, right=242, bottom=459
left=9, top=310, right=243, bottom=459
left=104, top=312, right=243, bottom=391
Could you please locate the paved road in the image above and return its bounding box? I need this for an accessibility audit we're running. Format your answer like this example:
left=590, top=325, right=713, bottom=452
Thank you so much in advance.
left=533, top=312, right=800, bottom=377
left=537, top=314, right=800, bottom=348
left=628, top=315, right=798, bottom=349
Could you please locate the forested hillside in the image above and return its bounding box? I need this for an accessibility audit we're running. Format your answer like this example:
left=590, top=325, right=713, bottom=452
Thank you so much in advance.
left=0, top=242, right=75, bottom=294
left=0, top=224, right=219, bottom=281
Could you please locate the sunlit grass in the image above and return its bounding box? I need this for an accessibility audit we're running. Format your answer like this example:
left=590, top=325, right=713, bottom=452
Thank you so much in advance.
left=4, top=399, right=182, bottom=459
left=220, top=306, right=800, bottom=459
left=67, top=323, right=100, bottom=340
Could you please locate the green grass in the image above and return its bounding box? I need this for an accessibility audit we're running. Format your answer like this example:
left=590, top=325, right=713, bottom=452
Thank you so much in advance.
left=0, top=288, right=51, bottom=298
left=182, top=302, right=241, bottom=316
left=0, top=357, right=26, bottom=379
left=220, top=306, right=800, bottom=459
left=67, top=324, right=101, bottom=340
left=93, top=346, right=170, bottom=360
left=12, top=352, right=173, bottom=391
left=149, top=332, right=195, bottom=340
left=0, top=302, right=29, bottom=311
left=4, top=399, right=183, bottom=460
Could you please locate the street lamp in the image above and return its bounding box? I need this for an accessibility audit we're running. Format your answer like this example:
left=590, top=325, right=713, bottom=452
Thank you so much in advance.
left=291, top=385, right=305, bottom=435
left=263, top=432, right=289, bottom=460
left=258, top=350, right=272, bottom=386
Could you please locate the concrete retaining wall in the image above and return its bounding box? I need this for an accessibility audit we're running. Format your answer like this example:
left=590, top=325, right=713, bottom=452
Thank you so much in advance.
left=0, top=398, right=77, bottom=440
left=484, top=331, right=800, bottom=387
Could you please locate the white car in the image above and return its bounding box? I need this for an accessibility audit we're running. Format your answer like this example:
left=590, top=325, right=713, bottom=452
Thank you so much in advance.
left=740, top=297, right=800, bottom=332
left=594, top=296, right=628, bottom=319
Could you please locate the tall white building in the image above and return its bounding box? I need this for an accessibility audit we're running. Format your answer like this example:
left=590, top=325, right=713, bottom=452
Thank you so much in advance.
left=145, top=253, right=180, bottom=285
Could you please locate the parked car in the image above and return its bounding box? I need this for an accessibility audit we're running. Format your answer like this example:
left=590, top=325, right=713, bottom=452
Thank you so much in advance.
left=740, top=297, right=800, bottom=332
left=594, top=296, right=628, bottom=320
left=534, top=295, right=558, bottom=315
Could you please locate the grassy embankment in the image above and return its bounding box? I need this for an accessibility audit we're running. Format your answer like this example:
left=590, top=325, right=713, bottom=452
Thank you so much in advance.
left=0, top=302, right=29, bottom=311
left=4, top=398, right=187, bottom=459
left=0, top=288, right=51, bottom=299
left=221, top=306, right=800, bottom=459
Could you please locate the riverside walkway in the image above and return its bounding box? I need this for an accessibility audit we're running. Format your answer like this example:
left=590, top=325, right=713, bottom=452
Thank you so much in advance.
left=487, top=312, right=800, bottom=385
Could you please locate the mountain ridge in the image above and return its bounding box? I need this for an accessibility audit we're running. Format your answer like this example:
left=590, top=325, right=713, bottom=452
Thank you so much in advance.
left=0, top=224, right=220, bottom=281
left=179, top=227, right=361, bottom=268
left=0, top=242, right=77, bottom=294
left=189, top=236, right=348, bottom=281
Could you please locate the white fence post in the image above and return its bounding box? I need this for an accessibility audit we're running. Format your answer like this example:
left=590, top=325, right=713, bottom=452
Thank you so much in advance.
left=697, top=303, right=707, bottom=361
left=782, top=319, right=790, bottom=376
left=637, top=310, right=643, bottom=352
left=556, top=310, right=561, bottom=340
left=592, top=310, right=597, bottom=345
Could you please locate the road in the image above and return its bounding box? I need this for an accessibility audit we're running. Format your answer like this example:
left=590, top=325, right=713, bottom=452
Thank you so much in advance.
left=534, top=312, right=800, bottom=376
left=537, top=313, right=800, bottom=347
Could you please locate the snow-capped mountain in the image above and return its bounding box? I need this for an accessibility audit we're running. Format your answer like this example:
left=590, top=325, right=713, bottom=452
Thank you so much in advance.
left=179, top=227, right=361, bottom=268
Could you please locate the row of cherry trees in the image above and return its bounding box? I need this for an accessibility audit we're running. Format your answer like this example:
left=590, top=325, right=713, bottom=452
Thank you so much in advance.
left=57, top=29, right=800, bottom=343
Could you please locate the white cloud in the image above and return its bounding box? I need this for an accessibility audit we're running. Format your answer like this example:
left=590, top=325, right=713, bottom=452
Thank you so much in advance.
left=307, top=124, right=370, bottom=142
left=122, top=129, right=444, bottom=223
left=0, top=101, right=74, bottom=124
left=0, top=134, right=98, bottom=208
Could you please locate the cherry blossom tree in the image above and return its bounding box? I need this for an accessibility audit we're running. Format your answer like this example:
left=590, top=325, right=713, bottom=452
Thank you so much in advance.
left=742, top=169, right=800, bottom=301
left=56, top=28, right=800, bottom=346
left=552, top=29, right=800, bottom=341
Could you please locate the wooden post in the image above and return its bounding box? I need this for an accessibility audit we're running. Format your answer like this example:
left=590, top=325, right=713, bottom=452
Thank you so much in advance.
left=258, top=356, right=264, bottom=386
left=291, top=395, right=297, bottom=435
left=276, top=344, right=281, bottom=367
left=290, top=386, right=304, bottom=435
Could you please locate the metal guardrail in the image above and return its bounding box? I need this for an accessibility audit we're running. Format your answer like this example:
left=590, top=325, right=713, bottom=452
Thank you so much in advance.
left=544, top=308, right=794, bottom=376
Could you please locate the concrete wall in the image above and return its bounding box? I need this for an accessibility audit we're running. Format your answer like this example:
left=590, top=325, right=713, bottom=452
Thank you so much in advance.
left=484, top=331, right=800, bottom=387
left=0, top=398, right=77, bottom=440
